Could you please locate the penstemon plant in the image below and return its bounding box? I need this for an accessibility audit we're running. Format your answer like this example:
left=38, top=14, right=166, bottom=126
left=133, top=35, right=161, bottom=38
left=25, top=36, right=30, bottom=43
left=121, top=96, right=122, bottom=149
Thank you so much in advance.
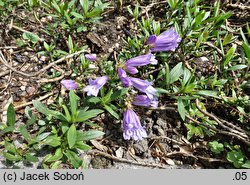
left=65, top=28, right=181, bottom=141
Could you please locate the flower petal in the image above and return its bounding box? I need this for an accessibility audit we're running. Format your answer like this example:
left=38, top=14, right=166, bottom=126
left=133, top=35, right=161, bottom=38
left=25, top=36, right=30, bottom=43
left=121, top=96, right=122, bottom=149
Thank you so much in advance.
left=61, top=79, right=78, bottom=90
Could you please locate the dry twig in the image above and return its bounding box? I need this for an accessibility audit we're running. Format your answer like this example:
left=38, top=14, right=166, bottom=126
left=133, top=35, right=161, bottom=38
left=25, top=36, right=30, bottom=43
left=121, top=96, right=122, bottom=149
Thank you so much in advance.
left=0, top=50, right=85, bottom=77
left=185, top=101, right=250, bottom=146
left=89, top=150, right=167, bottom=169
left=0, top=91, right=55, bottom=113
left=195, top=99, right=249, bottom=138
left=226, top=3, right=250, bottom=11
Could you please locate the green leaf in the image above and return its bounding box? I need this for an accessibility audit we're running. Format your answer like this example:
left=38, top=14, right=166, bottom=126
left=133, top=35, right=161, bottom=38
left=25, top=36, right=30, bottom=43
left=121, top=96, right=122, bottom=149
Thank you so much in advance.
left=209, top=141, right=224, bottom=154
left=156, top=88, right=169, bottom=94
left=168, top=0, right=178, bottom=9
left=7, top=103, right=16, bottom=126
left=185, top=124, right=204, bottom=140
left=51, top=0, right=62, bottom=14
left=71, top=11, right=84, bottom=19
left=242, top=161, right=250, bottom=169
left=50, top=161, right=62, bottom=169
left=0, top=126, right=15, bottom=134
left=75, top=141, right=92, bottom=151
left=64, top=150, right=82, bottom=168
left=69, top=90, right=79, bottom=122
left=222, top=33, right=233, bottom=46
left=76, top=109, right=103, bottom=122
left=183, top=83, right=195, bottom=93
left=19, top=124, right=31, bottom=141
left=0, top=0, right=4, bottom=6
left=227, top=150, right=244, bottom=168
left=103, top=104, right=119, bottom=119
left=22, top=32, right=40, bottom=44
left=242, top=42, right=250, bottom=63
left=101, top=89, right=113, bottom=104
left=36, top=132, right=51, bottom=141
left=24, top=106, right=37, bottom=125
left=86, top=7, right=102, bottom=18
left=32, top=100, right=55, bottom=116
left=68, top=35, right=74, bottom=52
left=196, top=90, right=218, bottom=98
left=43, top=42, right=51, bottom=51
left=84, top=121, right=101, bottom=128
left=43, top=135, right=61, bottom=147
left=183, top=67, right=192, bottom=85
left=227, top=64, right=248, bottom=71
left=61, top=122, right=69, bottom=134
left=77, top=26, right=87, bottom=33
left=33, top=100, right=68, bottom=122
left=3, top=152, right=22, bottom=161
left=62, top=105, right=71, bottom=122
left=224, top=44, right=237, bottom=65
left=5, top=141, right=17, bottom=153
left=38, top=120, right=46, bottom=126
left=25, top=154, right=39, bottom=162
left=169, top=62, right=183, bottom=84
left=87, top=97, right=101, bottom=104
left=110, top=88, right=128, bottom=101
left=77, top=130, right=105, bottom=141
left=47, top=148, right=63, bottom=162
left=214, top=0, right=220, bottom=17
left=67, top=124, right=77, bottom=149
left=81, top=0, right=89, bottom=14
left=177, top=98, right=185, bottom=120
left=165, top=62, right=170, bottom=85
left=214, top=12, right=232, bottom=28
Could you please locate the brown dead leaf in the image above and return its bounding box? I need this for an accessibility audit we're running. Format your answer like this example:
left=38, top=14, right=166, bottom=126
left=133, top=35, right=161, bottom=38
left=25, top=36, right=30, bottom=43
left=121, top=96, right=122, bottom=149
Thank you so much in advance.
left=90, top=140, right=108, bottom=152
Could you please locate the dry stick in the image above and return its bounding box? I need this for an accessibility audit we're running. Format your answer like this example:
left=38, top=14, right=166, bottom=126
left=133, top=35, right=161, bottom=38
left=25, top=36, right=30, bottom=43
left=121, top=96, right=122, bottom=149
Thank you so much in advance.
left=0, top=91, right=55, bottom=113
left=0, top=71, right=12, bottom=94
left=202, top=42, right=223, bottom=56
left=196, top=155, right=228, bottom=163
left=195, top=99, right=249, bottom=139
left=149, top=136, right=185, bottom=146
left=11, top=25, right=44, bottom=42
left=0, top=46, right=18, bottom=49
left=0, top=70, right=10, bottom=78
left=0, top=51, right=33, bottom=77
left=0, top=50, right=85, bottom=77
left=226, top=3, right=250, bottom=11
left=165, top=151, right=198, bottom=160
left=146, top=105, right=176, bottom=111
left=185, top=114, right=250, bottom=146
left=218, top=117, right=250, bottom=136
left=38, top=66, right=65, bottom=83
left=89, top=150, right=167, bottom=169
left=131, top=1, right=169, bottom=22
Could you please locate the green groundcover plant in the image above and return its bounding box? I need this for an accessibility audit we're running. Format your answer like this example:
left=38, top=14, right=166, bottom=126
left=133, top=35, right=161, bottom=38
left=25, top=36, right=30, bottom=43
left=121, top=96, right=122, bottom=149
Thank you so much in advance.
left=0, top=0, right=249, bottom=169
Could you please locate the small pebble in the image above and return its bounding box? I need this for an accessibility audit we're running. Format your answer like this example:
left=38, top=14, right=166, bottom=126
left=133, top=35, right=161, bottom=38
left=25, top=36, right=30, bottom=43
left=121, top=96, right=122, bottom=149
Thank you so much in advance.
left=20, top=86, right=26, bottom=91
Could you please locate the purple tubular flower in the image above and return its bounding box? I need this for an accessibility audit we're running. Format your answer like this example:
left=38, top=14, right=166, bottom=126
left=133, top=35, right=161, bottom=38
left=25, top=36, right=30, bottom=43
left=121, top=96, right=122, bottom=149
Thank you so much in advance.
left=85, top=54, right=97, bottom=61
left=146, top=35, right=157, bottom=45
left=83, top=76, right=108, bottom=96
left=123, top=109, right=147, bottom=140
left=118, top=68, right=132, bottom=87
left=133, top=95, right=158, bottom=108
left=61, top=79, right=78, bottom=90
left=146, top=28, right=181, bottom=52
left=130, top=78, right=157, bottom=99
left=125, top=53, right=158, bottom=74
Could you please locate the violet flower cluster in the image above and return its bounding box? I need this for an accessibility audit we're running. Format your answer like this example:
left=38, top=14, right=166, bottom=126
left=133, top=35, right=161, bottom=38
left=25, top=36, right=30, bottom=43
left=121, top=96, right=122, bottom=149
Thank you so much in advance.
left=119, top=28, right=181, bottom=141
left=60, top=28, right=181, bottom=141
left=61, top=53, right=108, bottom=97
